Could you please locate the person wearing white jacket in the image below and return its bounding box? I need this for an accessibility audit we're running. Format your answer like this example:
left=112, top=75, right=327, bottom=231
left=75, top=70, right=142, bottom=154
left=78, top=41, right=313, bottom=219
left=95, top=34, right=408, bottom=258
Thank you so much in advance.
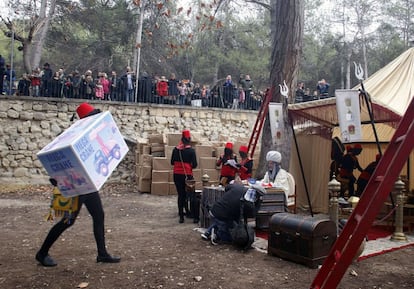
left=260, top=151, right=291, bottom=203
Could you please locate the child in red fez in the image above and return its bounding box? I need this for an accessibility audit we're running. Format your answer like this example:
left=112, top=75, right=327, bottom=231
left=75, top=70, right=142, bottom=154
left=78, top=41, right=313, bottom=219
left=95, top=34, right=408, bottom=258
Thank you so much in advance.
left=216, top=142, right=238, bottom=186
left=237, top=145, right=253, bottom=181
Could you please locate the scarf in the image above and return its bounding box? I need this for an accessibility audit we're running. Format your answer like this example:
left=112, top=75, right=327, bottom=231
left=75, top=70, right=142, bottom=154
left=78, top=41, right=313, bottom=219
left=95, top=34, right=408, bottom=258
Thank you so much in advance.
left=268, top=163, right=280, bottom=183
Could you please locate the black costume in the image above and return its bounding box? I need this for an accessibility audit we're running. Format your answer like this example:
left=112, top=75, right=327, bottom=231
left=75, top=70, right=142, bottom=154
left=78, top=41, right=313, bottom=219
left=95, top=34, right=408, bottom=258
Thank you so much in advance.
left=171, top=131, right=198, bottom=223
left=204, top=184, right=261, bottom=243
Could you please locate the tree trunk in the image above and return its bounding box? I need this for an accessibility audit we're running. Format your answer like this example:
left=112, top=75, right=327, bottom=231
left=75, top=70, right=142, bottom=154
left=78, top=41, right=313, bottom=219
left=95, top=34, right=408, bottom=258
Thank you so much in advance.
left=28, top=0, right=56, bottom=72
left=256, top=0, right=304, bottom=178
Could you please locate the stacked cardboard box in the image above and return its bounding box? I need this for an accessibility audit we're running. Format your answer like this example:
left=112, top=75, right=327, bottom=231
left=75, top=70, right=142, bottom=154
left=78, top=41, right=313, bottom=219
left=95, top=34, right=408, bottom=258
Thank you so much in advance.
left=135, top=133, right=260, bottom=194
left=149, top=134, right=165, bottom=157
left=137, top=152, right=152, bottom=193
left=151, top=157, right=171, bottom=195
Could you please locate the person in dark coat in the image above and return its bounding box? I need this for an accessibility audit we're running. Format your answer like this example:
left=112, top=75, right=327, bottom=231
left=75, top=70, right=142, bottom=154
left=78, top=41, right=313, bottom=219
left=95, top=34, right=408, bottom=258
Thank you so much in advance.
left=35, top=103, right=121, bottom=267
left=137, top=72, right=153, bottom=103
left=17, top=74, right=31, bottom=96
left=339, top=144, right=363, bottom=197
left=41, top=63, right=53, bottom=97
left=356, top=154, right=380, bottom=197
left=201, top=183, right=264, bottom=245
left=170, top=130, right=198, bottom=223
left=167, top=73, right=179, bottom=105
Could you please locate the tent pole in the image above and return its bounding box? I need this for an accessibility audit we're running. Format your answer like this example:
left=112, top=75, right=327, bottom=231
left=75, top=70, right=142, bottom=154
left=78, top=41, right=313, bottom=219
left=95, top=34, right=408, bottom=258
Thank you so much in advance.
left=290, top=120, right=314, bottom=216
left=360, top=82, right=396, bottom=208
left=359, top=83, right=382, bottom=156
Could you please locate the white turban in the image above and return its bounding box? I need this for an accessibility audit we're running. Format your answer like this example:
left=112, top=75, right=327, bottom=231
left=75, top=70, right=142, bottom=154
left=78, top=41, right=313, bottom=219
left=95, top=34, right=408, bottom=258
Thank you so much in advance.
left=266, top=151, right=282, bottom=163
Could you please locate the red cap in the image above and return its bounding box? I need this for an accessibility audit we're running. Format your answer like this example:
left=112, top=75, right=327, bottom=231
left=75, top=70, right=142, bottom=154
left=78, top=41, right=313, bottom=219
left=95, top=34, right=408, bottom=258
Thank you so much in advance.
left=225, top=142, right=233, bottom=149
left=76, top=102, right=95, bottom=119
left=182, top=130, right=191, bottom=139
left=239, top=145, right=248, bottom=153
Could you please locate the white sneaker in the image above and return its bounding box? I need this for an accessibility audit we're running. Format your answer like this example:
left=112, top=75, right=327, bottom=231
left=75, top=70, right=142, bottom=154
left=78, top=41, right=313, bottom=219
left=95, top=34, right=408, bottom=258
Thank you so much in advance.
left=201, top=232, right=210, bottom=241
left=211, top=227, right=219, bottom=245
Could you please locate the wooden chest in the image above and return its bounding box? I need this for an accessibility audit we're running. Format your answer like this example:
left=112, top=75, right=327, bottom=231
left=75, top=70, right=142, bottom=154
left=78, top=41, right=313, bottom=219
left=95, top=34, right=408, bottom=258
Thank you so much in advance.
left=268, top=213, right=337, bottom=268
left=256, top=190, right=287, bottom=230
left=200, top=186, right=225, bottom=228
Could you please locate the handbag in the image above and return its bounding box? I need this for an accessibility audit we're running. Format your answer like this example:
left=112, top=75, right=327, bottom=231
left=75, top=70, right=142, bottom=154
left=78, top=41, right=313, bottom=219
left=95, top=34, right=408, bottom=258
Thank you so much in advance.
left=179, top=150, right=196, bottom=193
left=45, top=184, right=79, bottom=223
left=230, top=199, right=255, bottom=250
left=185, top=179, right=196, bottom=193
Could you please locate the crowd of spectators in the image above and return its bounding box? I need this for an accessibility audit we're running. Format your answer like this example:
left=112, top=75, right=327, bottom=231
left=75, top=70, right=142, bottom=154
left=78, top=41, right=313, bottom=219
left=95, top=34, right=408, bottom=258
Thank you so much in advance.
left=295, top=79, right=332, bottom=103
left=0, top=60, right=264, bottom=111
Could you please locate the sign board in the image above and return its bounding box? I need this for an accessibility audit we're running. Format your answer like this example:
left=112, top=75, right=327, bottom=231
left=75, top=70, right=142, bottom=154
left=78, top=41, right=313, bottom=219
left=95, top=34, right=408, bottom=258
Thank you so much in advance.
left=37, top=111, right=129, bottom=197
left=335, top=89, right=362, bottom=143
left=269, top=102, right=284, bottom=145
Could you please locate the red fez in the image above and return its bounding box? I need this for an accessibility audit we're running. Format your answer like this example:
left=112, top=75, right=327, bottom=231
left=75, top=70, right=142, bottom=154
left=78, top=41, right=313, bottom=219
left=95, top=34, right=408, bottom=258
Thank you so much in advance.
left=76, top=102, right=95, bottom=119
left=239, top=145, right=248, bottom=153
left=225, top=142, right=233, bottom=149
left=182, top=130, right=191, bottom=139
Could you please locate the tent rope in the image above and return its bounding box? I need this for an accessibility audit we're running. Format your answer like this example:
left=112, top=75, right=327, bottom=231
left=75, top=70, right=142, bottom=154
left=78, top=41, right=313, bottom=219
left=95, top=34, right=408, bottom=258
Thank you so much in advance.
left=373, top=204, right=398, bottom=225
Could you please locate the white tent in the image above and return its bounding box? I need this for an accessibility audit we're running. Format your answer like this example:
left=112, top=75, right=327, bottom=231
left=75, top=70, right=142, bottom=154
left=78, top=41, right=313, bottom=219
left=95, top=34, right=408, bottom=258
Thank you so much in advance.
left=354, top=47, right=414, bottom=117
left=288, top=48, right=414, bottom=213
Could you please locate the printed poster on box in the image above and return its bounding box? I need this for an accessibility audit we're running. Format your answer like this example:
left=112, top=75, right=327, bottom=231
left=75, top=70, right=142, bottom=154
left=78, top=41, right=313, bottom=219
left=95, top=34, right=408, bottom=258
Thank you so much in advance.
left=335, top=89, right=362, bottom=143
left=37, top=111, right=129, bottom=197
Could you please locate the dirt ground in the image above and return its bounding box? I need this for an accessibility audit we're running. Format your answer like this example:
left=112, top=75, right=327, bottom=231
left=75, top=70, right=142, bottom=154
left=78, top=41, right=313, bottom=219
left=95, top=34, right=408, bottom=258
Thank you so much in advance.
left=0, top=183, right=413, bottom=289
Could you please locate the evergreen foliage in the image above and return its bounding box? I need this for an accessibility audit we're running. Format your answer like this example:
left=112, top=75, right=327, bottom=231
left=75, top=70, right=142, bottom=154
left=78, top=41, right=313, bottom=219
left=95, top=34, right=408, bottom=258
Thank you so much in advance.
left=0, top=0, right=412, bottom=91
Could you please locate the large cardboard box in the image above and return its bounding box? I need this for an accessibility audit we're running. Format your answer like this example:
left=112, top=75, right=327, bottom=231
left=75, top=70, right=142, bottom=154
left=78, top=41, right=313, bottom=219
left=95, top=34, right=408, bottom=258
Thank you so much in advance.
left=151, top=182, right=170, bottom=196
left=37, top=111, right=128, bottom=197
left=192, top=169, right=201, bottom=181
left=164, top=145, right=175, bottom=160
left=152, top=170, right=170, bottom=183
left=153, top=157, right=171, bottom=170
left=166, top=133, right=182, bottom=146
left=199, top=157, right=217, bottom=169
left=169, top=182, right=177, bottom=195
left=195, top=145, right=214, bottom=158
left=139, top=154, right=152, bottom=166
left=139, top=165, right=152, bottom=179
left=138, top=177, right=151, bottom=193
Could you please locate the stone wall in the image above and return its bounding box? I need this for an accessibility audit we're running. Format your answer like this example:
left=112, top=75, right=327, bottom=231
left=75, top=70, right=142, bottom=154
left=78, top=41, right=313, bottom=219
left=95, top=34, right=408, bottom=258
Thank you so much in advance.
left=0, top=96, right=259, bottom=185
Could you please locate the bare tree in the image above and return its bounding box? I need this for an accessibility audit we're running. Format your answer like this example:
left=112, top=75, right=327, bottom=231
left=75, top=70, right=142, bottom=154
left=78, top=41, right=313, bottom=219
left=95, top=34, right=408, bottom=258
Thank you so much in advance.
left=1, top=0, right=56, bottom=73
left=382, top=0, right=414, bottom=47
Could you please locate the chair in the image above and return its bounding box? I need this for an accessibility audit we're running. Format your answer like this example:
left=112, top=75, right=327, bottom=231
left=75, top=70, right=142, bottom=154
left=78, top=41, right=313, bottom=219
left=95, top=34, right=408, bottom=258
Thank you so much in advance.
left=286, top=172, right=297, bottom=213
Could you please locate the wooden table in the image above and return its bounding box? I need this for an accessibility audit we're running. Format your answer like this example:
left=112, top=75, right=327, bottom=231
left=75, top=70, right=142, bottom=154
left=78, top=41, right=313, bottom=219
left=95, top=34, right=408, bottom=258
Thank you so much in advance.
left=256, top=188, right=287, bottom=230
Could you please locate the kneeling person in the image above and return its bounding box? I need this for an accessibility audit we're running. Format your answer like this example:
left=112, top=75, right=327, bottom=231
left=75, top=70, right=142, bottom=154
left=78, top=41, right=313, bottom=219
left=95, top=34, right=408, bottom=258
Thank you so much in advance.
left=201, top=183, right=264, bottom=245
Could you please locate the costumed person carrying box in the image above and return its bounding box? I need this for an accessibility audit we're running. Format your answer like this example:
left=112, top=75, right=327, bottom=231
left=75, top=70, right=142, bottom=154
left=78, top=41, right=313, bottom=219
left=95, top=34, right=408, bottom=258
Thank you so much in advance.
left=35, top=103, right=121, bottom=267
